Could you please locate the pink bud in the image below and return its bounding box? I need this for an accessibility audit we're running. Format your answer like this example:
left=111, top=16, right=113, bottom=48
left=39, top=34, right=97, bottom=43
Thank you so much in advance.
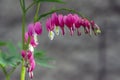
left=64, top=14, right=75, bottom=28
left=29, top=59, right=35, bottom=72
left=27, top=50, right=33, bottom=59
left=28, top=23, right=34, bottom=36
left=73, top=14, right=82, bottom=28
left=51, top=13, right=59, bottom=26
left=58, top=14, right=65, bottom=35
left=21, top=50, right=26, bottom=58
left=64, top=14, right=75, bottom=35
left=46, top=18, right=55, bottom=31
left=34, top=22, right=42, bottom=35
left=82, top=18, right=91, bottom=34
left=30, top=36, right=38, bottom=47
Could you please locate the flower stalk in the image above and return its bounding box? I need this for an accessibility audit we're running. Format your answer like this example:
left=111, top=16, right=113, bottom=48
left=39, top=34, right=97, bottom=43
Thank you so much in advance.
left=20, top=0, right=26, bottom=80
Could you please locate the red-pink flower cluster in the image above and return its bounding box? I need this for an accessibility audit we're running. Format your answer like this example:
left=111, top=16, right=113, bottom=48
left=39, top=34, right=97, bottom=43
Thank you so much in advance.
left=46, top=13, right=101, bottom=40
left=21, top=22, right=42, bottom=79
left=20, top=13, right=101, bottom=79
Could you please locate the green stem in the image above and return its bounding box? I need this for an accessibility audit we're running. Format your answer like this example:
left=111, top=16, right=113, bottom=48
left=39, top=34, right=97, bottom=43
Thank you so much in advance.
left=20, top=0, right=26, bottom=80
left=0, top=65, right=7, bottom=75
left=9, top=66, right=17, bottom=76
left=0, top=65, right=10, bottom=80
left=34, top=2, right=41, bottom=22
left=21, top=11, right=26, bottom=80
left=37, top=8, right=89, bottom=21
left=6, top=74, right=10, bottom=80
left=22, top=13, right=26, bottom=49
left=20, top=60, right=26, bottom=80
left=26, top=1, right=36, bottom=12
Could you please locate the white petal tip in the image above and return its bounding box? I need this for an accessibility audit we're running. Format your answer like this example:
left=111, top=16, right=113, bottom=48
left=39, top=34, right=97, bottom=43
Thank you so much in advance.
left=48, top=31, right=55, bottom=40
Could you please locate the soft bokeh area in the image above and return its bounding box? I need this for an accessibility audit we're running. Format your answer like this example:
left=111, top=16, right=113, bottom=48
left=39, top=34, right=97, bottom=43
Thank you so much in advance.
left=0, top=0, right=120, bottom=80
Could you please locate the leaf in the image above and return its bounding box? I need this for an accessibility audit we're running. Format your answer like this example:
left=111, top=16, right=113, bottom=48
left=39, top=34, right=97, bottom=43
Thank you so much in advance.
left=0, top=42, right=7, bottom=46
left=7, top=43, right=17, bottom=55
left=0, top=53, right=7, bottom=67
left=35, top=0, right=64, bottom=3
left=7, top=43, right=21, bottom=59
left=0, top=42, right=22, bottom=67
left=0, top=52, right=21, bottom=67
left=34, top=51, right=54, bottom=68
left=5, top=56, right=21, bottom=67
left=36, top=60, right=54, bottom=68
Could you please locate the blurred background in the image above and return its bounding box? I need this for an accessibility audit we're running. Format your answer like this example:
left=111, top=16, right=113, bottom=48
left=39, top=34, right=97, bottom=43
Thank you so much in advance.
left=0, top=0, right=120, bottom=80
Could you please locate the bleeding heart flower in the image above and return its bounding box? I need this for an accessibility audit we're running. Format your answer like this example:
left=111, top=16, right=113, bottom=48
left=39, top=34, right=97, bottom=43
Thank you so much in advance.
left=34, top=22, right=42, bottom=35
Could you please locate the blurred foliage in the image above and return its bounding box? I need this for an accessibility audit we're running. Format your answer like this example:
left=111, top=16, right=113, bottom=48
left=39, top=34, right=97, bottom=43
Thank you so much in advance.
left=0, top=42, right=21, bottom=67
left=0, top=42, right=54, bottom=69
left=0, top=42, right=7, bottom=46
left=34, top=49, right=54, bottom=68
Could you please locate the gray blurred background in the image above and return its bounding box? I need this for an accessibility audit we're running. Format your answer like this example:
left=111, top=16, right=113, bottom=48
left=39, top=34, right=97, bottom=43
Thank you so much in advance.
left=0, top=0, right=120, bottom=80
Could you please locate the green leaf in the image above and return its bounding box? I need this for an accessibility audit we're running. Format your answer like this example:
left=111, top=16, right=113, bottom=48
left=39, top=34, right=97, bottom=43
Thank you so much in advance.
left=0, top=42, right=22, bottom=67
left=36, top=60, right=54, bottom=68
left=5, top=56, right=21, bottom=67
left=7, top=43, right=17, bottom=55
left=35, top=0, right=64, bottom=3
left=0, top=52, right=21, bottom=67
left=0, top=53, right=7, bottom=67
left=0, top=42, right=7, bottom=46
left=7, top=43, right=21, bottom=59
left=34, top=51, right=54, bottom=68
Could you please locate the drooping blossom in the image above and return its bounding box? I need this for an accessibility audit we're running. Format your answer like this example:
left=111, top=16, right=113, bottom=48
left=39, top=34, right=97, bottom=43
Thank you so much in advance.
left=45, top=13, right=101, bottom=39
left=73, top=14, right=82, bottom=36
left=64, top=14, right=75, bottom=36
left=58, top=14, right=65, bottom=35
left=28, top=22, right=42, bottom=36
left=51, top=13, right=60, bottom=35
left=90, top=20, right=101, bottom=35
left=34, top=22, right=42, bottom=35
left=46, top=18, right=55, bottom=40
left=21, top=21, right=42, bottom=79
left=27, top=22, right=42, bottom=47
left=21, top=50, right=35, bottom=79
left=51, top=13, right=59, bottom=26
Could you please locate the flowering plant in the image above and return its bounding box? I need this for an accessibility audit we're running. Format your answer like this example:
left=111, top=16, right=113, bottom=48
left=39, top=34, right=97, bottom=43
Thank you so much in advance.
left=0, top=0, right=101, bottom=80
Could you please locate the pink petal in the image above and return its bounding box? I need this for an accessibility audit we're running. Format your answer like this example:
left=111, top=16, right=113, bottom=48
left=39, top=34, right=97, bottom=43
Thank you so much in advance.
left=51, top=13, right=59, bottom=26
left=28, top=23, right=34, bottom=36
left=34, top=22, right=42, bottom=35
left=46, top=18, right=55, bottom=31
left=30, top=36, right=38, bottom=47
left=21, top=50, right=26, bottom=58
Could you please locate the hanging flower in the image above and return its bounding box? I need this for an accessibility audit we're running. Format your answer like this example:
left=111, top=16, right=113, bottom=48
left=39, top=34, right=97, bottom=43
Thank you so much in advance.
left=46, top=18, right=55, bottom=40
left=46, top=13, right=101, bottom=38
left=90, top=20, right=101, bottom=35
left=58, top=14, right=65, bottom=35
left=28, top=23, right=34, bottom=37
left=73, top=14, right=82, bottom=36
left=21, top=21, right=42, bottom=79
left=34, top=22, right=42, bottom=35
left=64, top=14, right=75, bottom=36
left=21, top=50, right=35, bottom=79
